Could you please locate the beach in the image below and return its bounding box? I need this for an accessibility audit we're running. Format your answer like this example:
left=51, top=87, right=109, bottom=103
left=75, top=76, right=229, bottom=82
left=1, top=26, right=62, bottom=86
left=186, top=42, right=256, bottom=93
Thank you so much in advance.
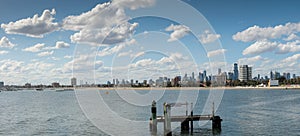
left=75, top=86, right=300, bottom=91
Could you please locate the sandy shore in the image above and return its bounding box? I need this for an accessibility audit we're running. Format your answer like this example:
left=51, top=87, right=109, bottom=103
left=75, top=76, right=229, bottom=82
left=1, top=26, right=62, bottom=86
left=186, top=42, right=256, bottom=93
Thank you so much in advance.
left=74, top=86, right=300, bottom=91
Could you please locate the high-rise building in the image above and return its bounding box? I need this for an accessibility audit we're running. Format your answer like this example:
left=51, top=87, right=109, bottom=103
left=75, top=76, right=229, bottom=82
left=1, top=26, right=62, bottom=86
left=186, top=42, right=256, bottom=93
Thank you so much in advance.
left=203, top=70, right=207, bottom=82
left=192, top=72, right=195, bottom=80
left=227, top=72, right=234, bottom=80
left=233, top=63, right=238, bottom=80
left=293, top=74, right=296, bottom=79
left=275, top=71, right=280, bottom=79
left=239, top=65, right=252, bottom=81
left=218, top=68, right=222, bottom=75
left=287, top=73, right=291, bottom=80
left=71, top=77, right=77, bottom=86
left=270, top=71, right=274, bottom=80
left=0, top=82, right=4, bottom=88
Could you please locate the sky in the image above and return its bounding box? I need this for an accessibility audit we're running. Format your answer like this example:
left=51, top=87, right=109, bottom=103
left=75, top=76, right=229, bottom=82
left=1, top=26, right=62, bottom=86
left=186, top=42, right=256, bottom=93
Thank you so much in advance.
left=0, top=0, right=300, bottom=85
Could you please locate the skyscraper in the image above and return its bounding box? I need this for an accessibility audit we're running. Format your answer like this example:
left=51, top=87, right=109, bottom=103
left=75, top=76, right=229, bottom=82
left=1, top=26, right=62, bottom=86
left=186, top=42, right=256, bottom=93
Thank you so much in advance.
left=287, top=73, right=291, bottom=80
left=239, top=65, right=252, bottom=81
left=218, top=68, right=221, bottom=75
left=270, top=71, right=274, bottom=80
left=192, top=72, right=195, bottom=80
left=71, top=77, right=77, bottom=86
left=203, top=70, right=207, bottom=82
left=233, top=63, right=238, bottom=80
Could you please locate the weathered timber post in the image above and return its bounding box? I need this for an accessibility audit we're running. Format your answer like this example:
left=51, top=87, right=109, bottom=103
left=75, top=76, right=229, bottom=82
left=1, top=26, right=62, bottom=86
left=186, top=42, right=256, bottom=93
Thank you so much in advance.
left=164, top=103, right=172, bottom=136
left=181, top=102, right=189, bottom=132
left=212, top=116, right=222, bottom=132
left=181, top=119, right=189, bottom=132
left=190, top=102, right=193, bottom=133
left=211, top=102, right=222, bottom=133
left=150, top=100, right=157, bottom=135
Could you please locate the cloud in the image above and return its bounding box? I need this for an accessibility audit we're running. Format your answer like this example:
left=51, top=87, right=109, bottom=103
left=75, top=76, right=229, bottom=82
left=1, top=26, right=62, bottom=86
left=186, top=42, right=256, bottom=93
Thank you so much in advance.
left=117, top=50, right=133, bottom=57
left=0, top=50, right=9, bottom=55
left=23, top=43, right=45, bottom=52
left=63, top=1, right=147, bottom=46
left=70, top=22, right=138, bottom=45
left=274, top=54, right=300, bottom=69
left=1, top=9, right=60, bottom=38
left=62, top=2, right=125, bottom=31
left=98, top=39, right=136, bottom=57
left=111, top=0, right=156, bottom=10
left=24, top=41, right=70, bottom=52
left=0, top=37, right=16, bottom=48
left=276, top=40, right=300, bottom=54
left=238, top=55, right=265, bottom=65
left=165, top=24, right=190, bottom=42
left=129, top=52, right=188, bottom=69
left=284, top=34, right=299, bottom=41
left=207, top=49, right=227, bottom=58
left=199, top=30, right=221, bottom=44
left=242, top=40, right=277, bottom=55
left=37, top=51, right=54, bottom=57
left=63, top=54, right=103, bottom=73
left=132, top=51, right=145, bottom=58
left=233, top=22, right=300, bottom=42
left=0, top=59, right=24, bottom=72
left=55, top=41, right=70, bottom=48
left=64, top=55, right=73, bottom=59
left=282, top=54, right=300, bottom=63
left=0, top=59, right=61, bottom=85
left=44, top=41, right=70, bottom=50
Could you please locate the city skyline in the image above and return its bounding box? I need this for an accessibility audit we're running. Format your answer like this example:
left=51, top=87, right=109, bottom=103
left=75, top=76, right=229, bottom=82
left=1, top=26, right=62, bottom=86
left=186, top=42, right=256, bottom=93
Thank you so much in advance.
left=0, top=0, right=300, bottom=85
left=0, top=62, right=298, bottom=86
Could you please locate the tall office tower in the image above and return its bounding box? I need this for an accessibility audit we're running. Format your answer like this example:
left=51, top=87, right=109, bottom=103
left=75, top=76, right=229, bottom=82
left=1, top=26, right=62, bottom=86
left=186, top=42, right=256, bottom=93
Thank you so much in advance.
left=270, top=71, right=274, bottom=80
left=71, top=77, right=77, bottom=86
left=218, top=68, right=222, bottom=75
left=239, top=65, right=252, bottom=81
left=233, top=63, right=239, bottom=80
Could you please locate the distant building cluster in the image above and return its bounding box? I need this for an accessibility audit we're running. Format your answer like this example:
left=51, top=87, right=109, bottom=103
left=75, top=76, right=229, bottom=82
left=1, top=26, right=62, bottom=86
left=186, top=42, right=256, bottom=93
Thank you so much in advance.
left=104, top=63, right=299, bottom=87
left=0, top=63, right=299, bottom=88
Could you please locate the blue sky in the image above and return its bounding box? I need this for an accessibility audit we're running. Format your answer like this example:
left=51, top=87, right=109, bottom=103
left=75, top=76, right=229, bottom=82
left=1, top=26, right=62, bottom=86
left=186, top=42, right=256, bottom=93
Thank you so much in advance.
left=0, top=0, right=300, bottom=85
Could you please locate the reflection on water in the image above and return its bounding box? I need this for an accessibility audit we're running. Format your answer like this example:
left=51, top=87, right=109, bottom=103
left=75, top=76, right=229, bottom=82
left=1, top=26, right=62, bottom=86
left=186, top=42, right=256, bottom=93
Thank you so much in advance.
left=0, top=89, right=299, bottom=135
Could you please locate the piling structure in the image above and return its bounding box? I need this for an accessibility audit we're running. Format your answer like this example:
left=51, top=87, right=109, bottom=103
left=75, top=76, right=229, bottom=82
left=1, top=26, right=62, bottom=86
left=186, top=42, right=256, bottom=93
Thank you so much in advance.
left=150, top=101, right=222, bottom=135
left=150, top=100, right=157, bottom=135
left=163, top=103, right=172, bottom=136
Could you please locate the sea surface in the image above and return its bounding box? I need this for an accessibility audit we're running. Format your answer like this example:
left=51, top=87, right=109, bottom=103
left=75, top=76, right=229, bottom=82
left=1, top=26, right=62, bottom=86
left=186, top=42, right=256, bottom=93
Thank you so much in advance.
left=0, top=89, right=299, bottom=136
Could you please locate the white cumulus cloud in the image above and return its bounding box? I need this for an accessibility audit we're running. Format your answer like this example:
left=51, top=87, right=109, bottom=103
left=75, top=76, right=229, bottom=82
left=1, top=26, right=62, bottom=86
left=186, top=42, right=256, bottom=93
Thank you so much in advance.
left=55, top=41, right=70, bottom=48
left=275, top=54, right=300, bottom=69
left=1, top=9, right=60, bottom=38
left=37, top=51, right=54, bottom=57
left=23, top=43, right=45, bottom=52
left=0, top=50, right=9, bottom=55
left=63, top=1, right=148, bottom=46
left=64, top=55, right=73, bottom=59
left=207, top=49, right=227, bottom=58
left=276, top=40, right=300, bottom=54
left=284, top=33, right=299, bottom=41
left=70, top=22, right=138, bottom=45
left=242, top=40, right=277, bottom=55
left=0, top=37, right=16, bottom=48
left=233, top=22, right=300, bottom=42
left=112, top=0, right=156, bottom=10
left=238, top=55, right=265, bottom=65
left=282, top=54, right=300, bottom=63
left=44, top=41, right=70, bottom=50
left=199, top=30, right=221, bottom=44
left=98, top=39, right=136, bottom=57
left=165, top=24, right=190, bottom=42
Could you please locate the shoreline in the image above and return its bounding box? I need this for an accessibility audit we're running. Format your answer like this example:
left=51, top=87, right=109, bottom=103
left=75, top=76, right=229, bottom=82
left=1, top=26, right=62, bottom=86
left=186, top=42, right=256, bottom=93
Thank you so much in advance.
left=73, top=86, right=300, bottom=91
